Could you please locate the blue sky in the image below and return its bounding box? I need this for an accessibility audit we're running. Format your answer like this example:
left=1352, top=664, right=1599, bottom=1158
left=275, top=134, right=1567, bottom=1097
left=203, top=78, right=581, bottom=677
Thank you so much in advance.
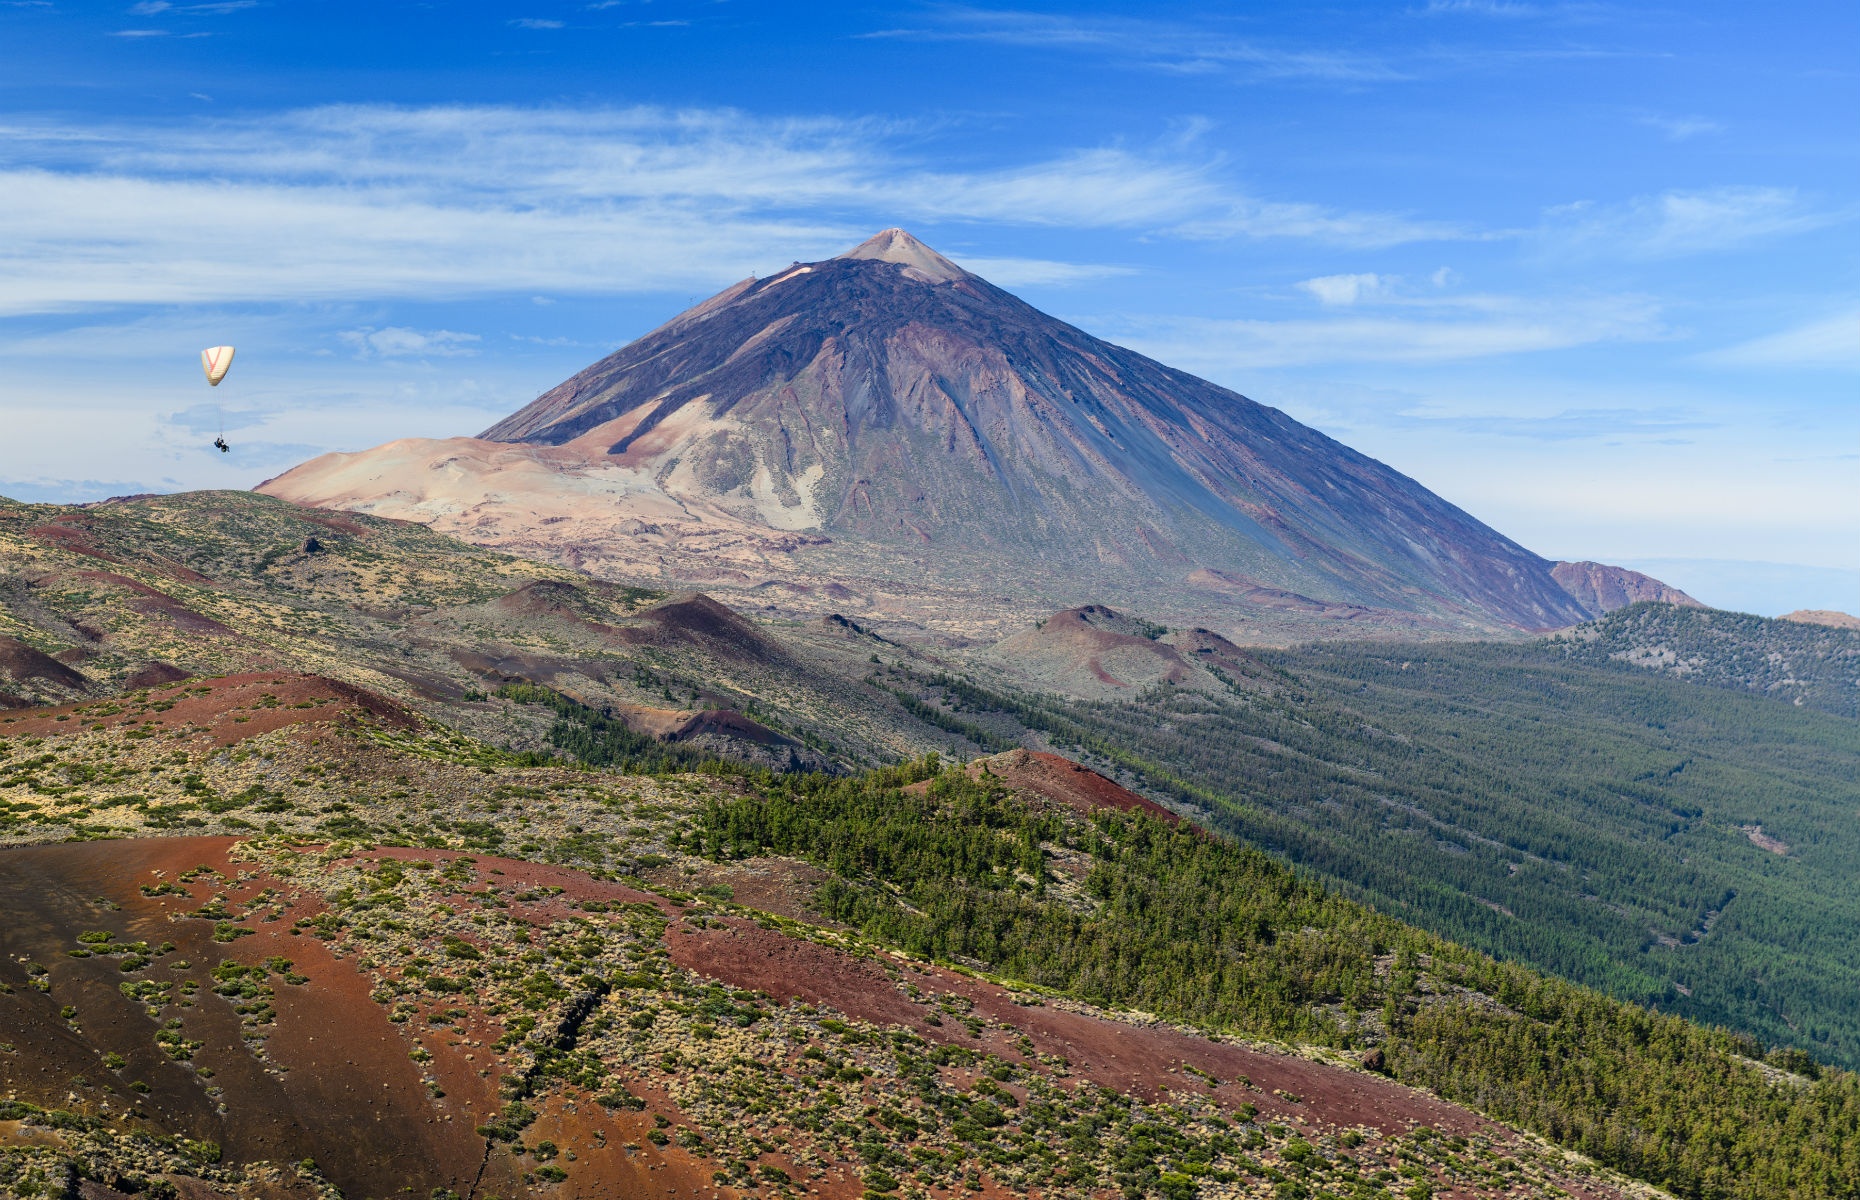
left=0, top=1, right=1854, bottom=615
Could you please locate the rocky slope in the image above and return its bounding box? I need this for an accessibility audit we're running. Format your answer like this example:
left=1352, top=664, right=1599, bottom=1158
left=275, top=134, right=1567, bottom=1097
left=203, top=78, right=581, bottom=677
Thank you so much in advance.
left=1550, top=561, right=1701, bottom=614
left=262, top=230, right=1631, bottom=641
left=0, top=491, right=1007, bottom=770
left=4, top=515, right=1858, bottom=1198
left=0, top=681, right=1663, bottom=1200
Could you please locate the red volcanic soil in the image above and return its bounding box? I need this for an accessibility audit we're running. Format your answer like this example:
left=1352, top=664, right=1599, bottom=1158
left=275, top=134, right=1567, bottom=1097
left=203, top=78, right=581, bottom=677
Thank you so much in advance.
left=2, top=835, right=1637, bottom=1200
left=0, top=671, right=417, bottom=742
left=619, top=592, right=790, bottom=664
left=667, top=919, right=1446, bottom=1138
left=0, top=838, right=506, bottom=1199
left=69, top=570, right=233, bottom=637
left=957, top=748, right=1178, bottom=824
left=662, top=915, right=1634, bottom=1200
left=24, top=518, right=123, bottom=564
left=0, top=634, right=92, bottom=693
left=620, top=702, right=798, bottom=748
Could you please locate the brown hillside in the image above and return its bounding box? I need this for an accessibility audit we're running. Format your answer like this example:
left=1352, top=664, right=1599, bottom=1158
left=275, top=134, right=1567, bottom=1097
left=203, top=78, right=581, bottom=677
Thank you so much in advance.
left=1779, top=608, right=1860, bottom=630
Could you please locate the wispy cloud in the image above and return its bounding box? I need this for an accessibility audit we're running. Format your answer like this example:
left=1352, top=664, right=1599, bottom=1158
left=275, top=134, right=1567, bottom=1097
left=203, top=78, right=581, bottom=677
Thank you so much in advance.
left=509, top=18, right=565, bottom=30
left=861, top=8, right=1405, bottom=82
left=1413, top=0, right=1545, bottom=17
left=1106, top=293, right=1667, bottom=369
left=166, top=401, right=270, bottom=434
left=1396, top=406, right=1711, bottom=441
left=1695, top=310, right=1859, bottom=369
left=0, top=104, right=1464, bottom=312
left=339, top=326, right=481, bottom=358
left=1176, top=199, right=1473, bottom=248
left=1638, top=114, right=1722, bottom=141
left=0, top=477, right=179, bottom=505
left=1537, top=186, right=1849, bottom=258
left=1409, top=0, right=1610, bottom=20
left=130, top=0, right=256, bottom=12
left=958, top=257, right=1138, bottom=287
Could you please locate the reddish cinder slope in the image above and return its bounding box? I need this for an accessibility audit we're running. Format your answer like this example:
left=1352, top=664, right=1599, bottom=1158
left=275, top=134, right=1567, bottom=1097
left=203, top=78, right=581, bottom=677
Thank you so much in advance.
left=0, top=671, right=417, bottom=744
left=1, top=834, right=1638, bottom=1200
left=965, top=748, right=1179, bottom=823
left=0, top=838, right=508, bottom=1199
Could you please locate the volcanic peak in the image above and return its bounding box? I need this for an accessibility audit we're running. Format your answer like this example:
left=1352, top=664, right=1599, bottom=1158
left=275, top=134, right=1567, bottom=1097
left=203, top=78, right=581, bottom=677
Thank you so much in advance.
left=833, top=226, right=971, bottom=282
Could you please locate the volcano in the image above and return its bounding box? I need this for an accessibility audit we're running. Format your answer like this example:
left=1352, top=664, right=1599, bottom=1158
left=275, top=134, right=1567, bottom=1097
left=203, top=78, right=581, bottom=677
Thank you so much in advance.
left=262, top=229, right=1620, bottom=636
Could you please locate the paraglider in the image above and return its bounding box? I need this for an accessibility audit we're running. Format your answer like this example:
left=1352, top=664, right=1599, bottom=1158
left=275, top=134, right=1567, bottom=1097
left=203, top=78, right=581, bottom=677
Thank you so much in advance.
left=201, top=345, right=234, bottom=385
left=200, top=345, right=234, bottom=451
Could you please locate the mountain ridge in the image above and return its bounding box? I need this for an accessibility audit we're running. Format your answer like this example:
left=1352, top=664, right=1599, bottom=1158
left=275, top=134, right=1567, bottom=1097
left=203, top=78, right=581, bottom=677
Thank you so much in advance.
left=262, top=229, right=1651, bottom=640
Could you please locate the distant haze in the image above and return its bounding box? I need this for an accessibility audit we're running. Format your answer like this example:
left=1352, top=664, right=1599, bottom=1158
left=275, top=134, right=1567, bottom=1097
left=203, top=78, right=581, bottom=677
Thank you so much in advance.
left=1609, top=558, right=1858, bottom=618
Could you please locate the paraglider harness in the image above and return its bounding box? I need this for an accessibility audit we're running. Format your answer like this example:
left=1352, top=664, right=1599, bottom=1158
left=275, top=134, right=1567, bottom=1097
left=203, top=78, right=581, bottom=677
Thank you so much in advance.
left=200, top=346, right=236, bottom=453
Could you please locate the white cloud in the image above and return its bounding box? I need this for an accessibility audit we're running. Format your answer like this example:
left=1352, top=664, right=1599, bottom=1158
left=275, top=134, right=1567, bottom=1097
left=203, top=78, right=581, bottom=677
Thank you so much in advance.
left=956, top=257, right=1138, bottom=287
left=128, top=0, right=256, bottom=12
left=1297, top=273, right=1395, bottom=306
left=509, top=18, right=565, bottom=30
left=1539, top=186, right=1847, bottom=258
left=108, top=28, right=168, bottom=37
left=0, top=104, right=1465, bottom=313
left=338, top=326, right=481, bottom=358
left=1695, top=310, right=1859, bottom=369
left=1177, top=200, right=1473, bottom=248
left=1107, top=293, right=1666, bottom=369
left=861, top=9, right=1404, bottom=82
left=1414, top=1, right=1543, bottom=15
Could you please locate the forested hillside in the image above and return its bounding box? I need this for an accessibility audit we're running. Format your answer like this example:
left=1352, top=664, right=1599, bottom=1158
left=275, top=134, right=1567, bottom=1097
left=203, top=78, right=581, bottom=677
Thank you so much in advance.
left=1552, top=602, right=1860, bottom=718
left=888, top=637, right=1860, bottom=1069
left=680, top=759, right=1860, bottom=1200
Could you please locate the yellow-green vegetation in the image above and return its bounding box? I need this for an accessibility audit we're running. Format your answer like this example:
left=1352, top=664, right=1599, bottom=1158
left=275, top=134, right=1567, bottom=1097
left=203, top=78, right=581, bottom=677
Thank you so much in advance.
left=0, top=1098, right=339, bottom=1200
left=0, top=492, right=981, bottom=764
left=0, top=687, right=698, bottom=860
left=228, top=837, right=1606, bottom=1200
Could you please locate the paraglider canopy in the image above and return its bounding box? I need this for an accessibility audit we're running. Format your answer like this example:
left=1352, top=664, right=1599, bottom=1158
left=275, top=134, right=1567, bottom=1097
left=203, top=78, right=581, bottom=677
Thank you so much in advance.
left=201, top=345, right=235, bottom=387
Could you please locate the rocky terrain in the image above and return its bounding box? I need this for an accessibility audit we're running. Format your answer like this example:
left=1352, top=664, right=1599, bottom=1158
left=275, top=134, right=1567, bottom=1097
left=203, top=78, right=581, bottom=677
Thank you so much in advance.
left=0, top=491, right=1009, bottom=770
left=3, top=498, right=1859, bottom=1197
left=259, top=230, right=1680, bottom=643
left=0, top=676, right=1673, bottom=1200
left=1547, top=563, right=1699, bottom=615
left=983, top=606, right=1276, bottom=701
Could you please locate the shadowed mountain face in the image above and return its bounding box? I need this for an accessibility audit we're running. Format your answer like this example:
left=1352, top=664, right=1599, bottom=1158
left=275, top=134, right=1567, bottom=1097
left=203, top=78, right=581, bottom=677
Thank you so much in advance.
left=480, top=230, right=1588, bottom=631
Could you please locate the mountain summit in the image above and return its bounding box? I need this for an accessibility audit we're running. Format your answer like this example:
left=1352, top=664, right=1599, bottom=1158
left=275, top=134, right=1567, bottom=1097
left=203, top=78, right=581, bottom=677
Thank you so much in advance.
left=835, top=226, right=973, bottom=282
left=265, top=230, right=1618, bottom=635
